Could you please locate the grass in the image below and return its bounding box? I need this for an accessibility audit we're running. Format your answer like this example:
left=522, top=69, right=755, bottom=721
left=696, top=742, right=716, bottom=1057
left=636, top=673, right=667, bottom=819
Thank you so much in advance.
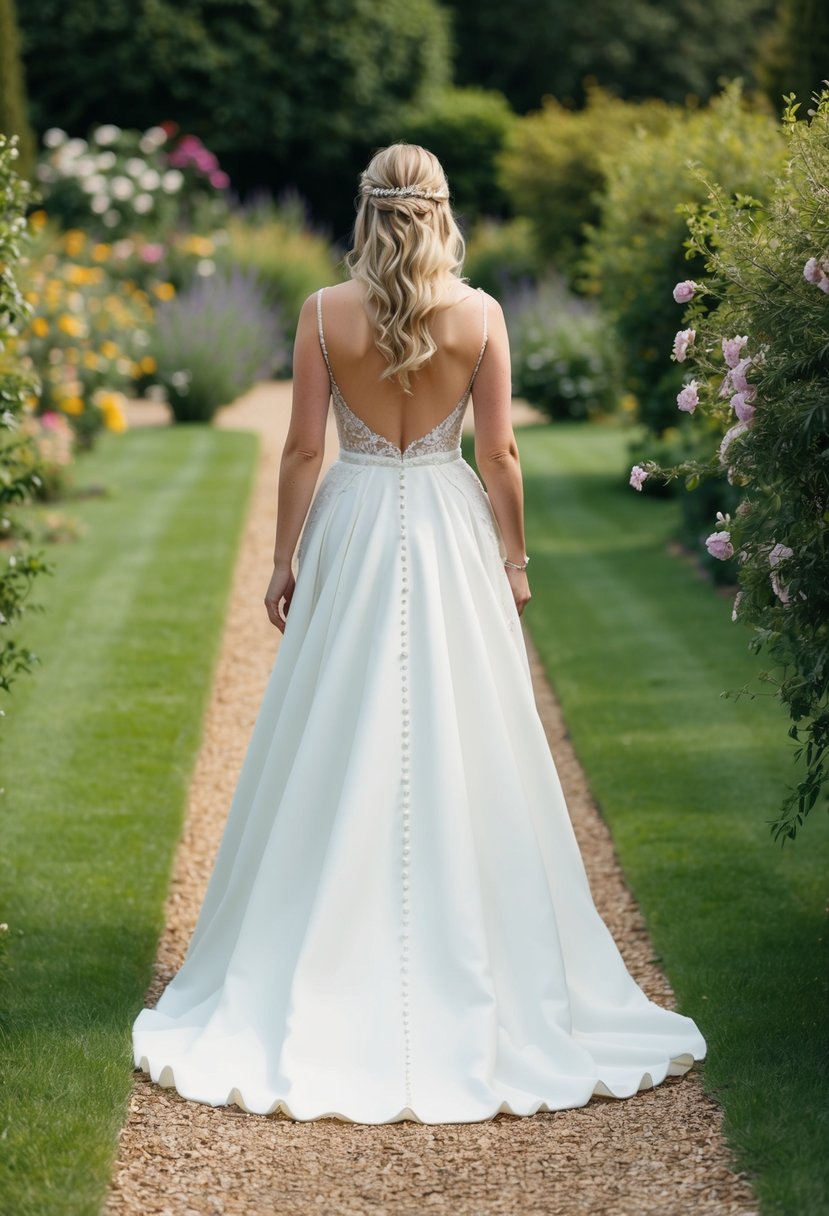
left=467, top=420, right=828, bottom=1216
left=0, top=423, right=259, bottom=1216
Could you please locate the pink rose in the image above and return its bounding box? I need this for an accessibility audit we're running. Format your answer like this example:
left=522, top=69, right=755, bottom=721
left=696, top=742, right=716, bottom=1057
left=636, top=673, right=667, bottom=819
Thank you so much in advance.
left=803, top=257, right=824, bottom=284
left=731, top=392, right=755, bottom=423
left=729, top=357, right=754, bottom=396
left=722, top=335, right=748, bottom=368
left=677, top=380, right=699, bottom=413
left=139, top=242, right=165, bottom=264
left=672, top=327, right=695, bottom=362
left=705, top=530, right=734, bottom=560
left=768, top=542, right=793, bottom=568
left=672, top=280, right=701, bottom=304
left=210, top=169, right=230, bottom=190
left=629, top=464, right=649, bottom=491
left=819, top=277, right=829, bottom=295
left=718, top=421, right=749, bottom=465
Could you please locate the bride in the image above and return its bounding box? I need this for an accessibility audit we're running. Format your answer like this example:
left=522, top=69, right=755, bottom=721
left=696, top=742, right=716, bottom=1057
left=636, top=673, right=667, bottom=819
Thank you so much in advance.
left=132, top=142, right=707, bottom=1124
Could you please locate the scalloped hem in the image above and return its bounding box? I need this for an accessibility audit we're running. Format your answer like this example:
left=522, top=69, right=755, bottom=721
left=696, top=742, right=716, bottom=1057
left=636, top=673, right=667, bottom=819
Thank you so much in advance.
left=133, top=1051, right=701, bottom=1125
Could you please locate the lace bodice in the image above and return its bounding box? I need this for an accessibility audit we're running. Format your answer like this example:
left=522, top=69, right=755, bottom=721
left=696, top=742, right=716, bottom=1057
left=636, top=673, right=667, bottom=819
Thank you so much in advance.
left=316, top=287, right=488, bottom=465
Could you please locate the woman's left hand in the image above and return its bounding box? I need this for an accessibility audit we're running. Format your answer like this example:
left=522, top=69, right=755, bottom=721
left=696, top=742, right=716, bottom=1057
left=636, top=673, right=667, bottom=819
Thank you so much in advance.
left=264, top=563, right=295, bottom=633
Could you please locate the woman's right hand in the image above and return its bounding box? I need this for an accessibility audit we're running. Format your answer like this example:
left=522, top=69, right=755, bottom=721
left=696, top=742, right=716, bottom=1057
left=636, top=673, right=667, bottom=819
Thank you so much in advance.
left=504, top=566, right=531, bottom=616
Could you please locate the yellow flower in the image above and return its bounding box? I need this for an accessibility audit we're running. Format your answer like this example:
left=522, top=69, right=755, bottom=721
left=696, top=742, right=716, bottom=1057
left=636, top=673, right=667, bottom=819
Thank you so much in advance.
left=82, top=350, right=100, bottom=370
left=64, top=348, right=79, bottom=364
left=57, top=314, right=86, bottom=338
left=24, top=290, right=40, bottom=305
left=32, top=317, right=49, bottom=338
left=100, top=340, right=120, bottom=360
left=620, top=393, right=638, bottom=415
left=180, top=235, right=215, bottom=257
left=91, top=243, right=112, bottom=262
left=29, top=209, right=49, bottom=230
left=61, top=396, right=85, bottom=415
left=139, top=354, right=157, bottom=374
left=63, top=230, right=87, bottom=257
left=153, top=282, right=176, bottom=301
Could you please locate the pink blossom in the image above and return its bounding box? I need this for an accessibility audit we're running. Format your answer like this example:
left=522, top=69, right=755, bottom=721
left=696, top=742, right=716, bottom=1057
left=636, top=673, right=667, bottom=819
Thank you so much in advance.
left=730, top=357, right=755, bottom=396
left=210, top=169, right=230, bottom=190
left=731, top=392, right=756, bottom=423
left=677, top=380, right=699, bottom=413
left=629, top=464, right=649, bottom=491
left=803, top=257, right=824, bottom=284
left=672, top=327, right=695, bottom=362
left=41, top=411, right=60, bottom=430
left=705, top=530, right=734, bottom=560
left=722, top=335, right=748, bottom=368
left=768, top=542, right=793, bottom=568
left=718, top=421, right=749, bottom=464
left=818, top=277, right=829, bottom=295
left=672, top=280, right=701, bottom=304
left=139, top=242, right=165, bottom=264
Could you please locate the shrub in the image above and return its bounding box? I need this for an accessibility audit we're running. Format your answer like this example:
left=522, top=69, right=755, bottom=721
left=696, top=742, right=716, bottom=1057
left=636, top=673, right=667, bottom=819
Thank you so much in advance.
left=462, top=217, right=539, bottom=300
left=150, top=266, right=286, bottom=423
left=221, top=193, right=341, bottom=346
left=629, top=90, right=829, bottom=842
left=396, top=86, right=516, bottom=225
left=498, top=85, right=672, bottom=276
left=0, top=133, right=53, bottom=712
left=581, top=80, right=785, bottom=438
left=504, top=274, right=622, bottom=421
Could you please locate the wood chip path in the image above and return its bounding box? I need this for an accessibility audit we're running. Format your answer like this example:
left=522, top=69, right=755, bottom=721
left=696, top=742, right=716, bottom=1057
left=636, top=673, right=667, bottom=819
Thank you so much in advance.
left=105, top=384, right=759, bottom=1216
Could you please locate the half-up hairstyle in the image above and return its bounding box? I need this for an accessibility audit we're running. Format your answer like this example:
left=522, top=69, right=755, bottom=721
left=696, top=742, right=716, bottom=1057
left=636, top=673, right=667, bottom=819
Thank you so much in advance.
left=344, top=143, right=467, bottom=393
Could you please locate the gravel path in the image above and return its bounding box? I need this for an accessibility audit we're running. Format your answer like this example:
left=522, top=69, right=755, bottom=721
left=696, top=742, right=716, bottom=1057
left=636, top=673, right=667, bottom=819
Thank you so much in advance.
left=106, top=384, right=759, bottom=1216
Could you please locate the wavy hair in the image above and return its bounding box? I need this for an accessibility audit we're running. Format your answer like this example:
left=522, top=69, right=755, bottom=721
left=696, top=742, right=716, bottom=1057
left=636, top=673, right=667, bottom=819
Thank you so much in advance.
left=344, top=143, right=467, bottom=393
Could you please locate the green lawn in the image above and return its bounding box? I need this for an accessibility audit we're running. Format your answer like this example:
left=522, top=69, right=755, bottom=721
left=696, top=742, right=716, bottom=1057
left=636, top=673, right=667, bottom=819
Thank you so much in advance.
left=475, top=420, right=828, bottom=1216
left=0, top=424, right=259, bottom=1216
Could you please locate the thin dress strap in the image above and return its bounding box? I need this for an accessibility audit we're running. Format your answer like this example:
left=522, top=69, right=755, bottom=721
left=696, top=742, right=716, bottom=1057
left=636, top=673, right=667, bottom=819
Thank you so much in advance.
left=316, top=287, right=335, bottom=383
left=465, top=288, right=489, bottom=396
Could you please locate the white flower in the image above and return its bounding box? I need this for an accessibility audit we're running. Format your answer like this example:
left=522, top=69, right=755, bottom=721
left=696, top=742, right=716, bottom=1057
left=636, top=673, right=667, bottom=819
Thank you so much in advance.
left=42, top=127, right=67, bottom=148
left=162, top=169, right=184, bottom=193
left=64, top=137, right=88, bottom=158
left=96, top=151, right=117, bottom=170
left=102, top=210, right=121, bottom=228
left=196, top=258, right=216, bottom=276
left=80, top=174, right=108, bottom=195
left=125, top=157, right=147, bottom=177
left=139, top=169, right=160, bottom=190
left=133, top=193, right=154, bottom=214
left=90, top=195, right=110, bottom=214
left=35, top=164, right=55, bottom=182
left=139, top=126, right=168, bottom=153
left=75, top=156, right=97, bottom=177
left=94, top=124, right=121, bottom=146
left=718, top=421, right=749, bottom=465
left=110, top=175, right=134, bottom=200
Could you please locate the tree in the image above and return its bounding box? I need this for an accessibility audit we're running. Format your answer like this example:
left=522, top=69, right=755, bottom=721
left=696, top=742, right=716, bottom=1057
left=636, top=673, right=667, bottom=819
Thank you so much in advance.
left=17, top=0, right=452, bottom=233
left=0, top=0, right=35, bottom=182
left=444, top=0, right=778, bottom=114
left=756, top=0, right=829, bottom=109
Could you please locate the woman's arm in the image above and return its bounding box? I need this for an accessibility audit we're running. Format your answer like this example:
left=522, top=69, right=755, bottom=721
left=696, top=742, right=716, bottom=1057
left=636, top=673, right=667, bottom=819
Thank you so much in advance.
left=264, top=292, right=331, bottom=631
left=470, top=295, right=531, bottom=615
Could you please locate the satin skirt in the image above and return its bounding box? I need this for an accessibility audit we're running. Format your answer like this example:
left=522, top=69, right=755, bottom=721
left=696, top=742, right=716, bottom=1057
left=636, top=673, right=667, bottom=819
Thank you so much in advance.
left=132, top=446, right=707, bottom=1123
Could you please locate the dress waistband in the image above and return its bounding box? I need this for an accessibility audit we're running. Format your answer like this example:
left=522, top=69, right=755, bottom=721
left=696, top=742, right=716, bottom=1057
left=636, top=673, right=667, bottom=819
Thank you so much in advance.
left=338, top=446, right=463, bottom=468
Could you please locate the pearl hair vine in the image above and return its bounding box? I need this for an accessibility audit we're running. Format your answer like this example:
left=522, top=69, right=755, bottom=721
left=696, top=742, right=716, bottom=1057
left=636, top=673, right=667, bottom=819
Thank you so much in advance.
left=367, top=185, right=447, bottom=200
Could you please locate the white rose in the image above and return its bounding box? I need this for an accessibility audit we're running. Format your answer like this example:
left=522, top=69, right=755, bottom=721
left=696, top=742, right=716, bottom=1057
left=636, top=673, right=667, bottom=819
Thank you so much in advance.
left=139, top=169, right=160, bottom=190
left=133, top=193, right=154, bottom=214
left=110, top=175, right=134, bottom=200
left=81, top=174, right=107, bottom=195
left=94, top=124, right=121, bottom=146
left=162, top=169, right=184, bottom=193
left=90, top=194, right=110, bottom=214
left=139, top=127, right=167, bottom=153
left=126, top=157, right=146, bottom=177
left=43, top=128, right=67, bottom=148
left=96, top=151, right=116, bottom=170
left=64, top=137, right=88, bottom=158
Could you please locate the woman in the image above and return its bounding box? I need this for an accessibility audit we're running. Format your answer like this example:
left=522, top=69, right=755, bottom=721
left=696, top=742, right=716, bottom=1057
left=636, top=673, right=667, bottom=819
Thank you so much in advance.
left=132, top=143, right=706, bottom=1124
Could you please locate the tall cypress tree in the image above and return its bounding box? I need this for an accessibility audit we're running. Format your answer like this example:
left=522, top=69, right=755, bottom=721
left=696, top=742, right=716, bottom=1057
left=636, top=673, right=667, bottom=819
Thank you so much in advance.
left=0, top=0, right=36, bottom=183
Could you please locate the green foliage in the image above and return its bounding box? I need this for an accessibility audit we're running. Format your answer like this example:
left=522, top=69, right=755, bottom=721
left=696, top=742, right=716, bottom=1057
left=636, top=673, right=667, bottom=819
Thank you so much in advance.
left=221, top=194, right=342, bottom=344
left=636, top=89, right=829, bottom=841
left=462, top=217, right=539, bottom=300
left=581, top=81, right=785, bottom=437
left=0, top=132, right=52, bottom=712
left=756, top=0, right=829, bottom=111
left=445, top=0, right=778, bottom=113
left=17, top=0, right=451, bottom=232
left=396, top=86, right=516, bottom=225
left=505, top=275, right=622, bottom=421
left=150, top=267, right=286, bottom=422
left=0, top=0, right=35, bottom=183
left=498, top=86, right=672, bottom=275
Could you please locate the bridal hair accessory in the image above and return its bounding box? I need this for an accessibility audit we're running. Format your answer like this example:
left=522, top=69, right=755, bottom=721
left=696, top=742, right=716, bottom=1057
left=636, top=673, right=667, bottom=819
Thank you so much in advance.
left=367, top=185, right=448, bottom=200
left=504, top=555, right=530, bottom=571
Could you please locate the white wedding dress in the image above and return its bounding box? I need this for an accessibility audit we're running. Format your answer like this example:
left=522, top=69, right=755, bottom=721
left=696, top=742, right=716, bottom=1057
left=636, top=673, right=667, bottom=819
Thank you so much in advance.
left=132, top=286, right=707, bottom=1124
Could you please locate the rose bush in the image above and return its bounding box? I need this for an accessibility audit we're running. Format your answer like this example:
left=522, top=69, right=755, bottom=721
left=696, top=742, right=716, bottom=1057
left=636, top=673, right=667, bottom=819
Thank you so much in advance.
left=629, top=90, right=829, bottom=842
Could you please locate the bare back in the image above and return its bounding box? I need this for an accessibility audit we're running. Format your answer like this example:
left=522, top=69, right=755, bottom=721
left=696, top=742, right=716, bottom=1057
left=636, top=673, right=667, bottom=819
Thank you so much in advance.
left=317, top=280, right=488, bottom=453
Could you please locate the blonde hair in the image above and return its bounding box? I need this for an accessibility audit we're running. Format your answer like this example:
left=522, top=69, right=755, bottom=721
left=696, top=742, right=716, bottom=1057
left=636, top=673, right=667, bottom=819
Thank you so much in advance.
left=344, top=143, right=467, bottom=394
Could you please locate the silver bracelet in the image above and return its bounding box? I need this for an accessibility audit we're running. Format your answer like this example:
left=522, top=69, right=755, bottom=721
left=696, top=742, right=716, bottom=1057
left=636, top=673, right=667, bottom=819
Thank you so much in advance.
left=503, top=555, right=529, bottom=571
